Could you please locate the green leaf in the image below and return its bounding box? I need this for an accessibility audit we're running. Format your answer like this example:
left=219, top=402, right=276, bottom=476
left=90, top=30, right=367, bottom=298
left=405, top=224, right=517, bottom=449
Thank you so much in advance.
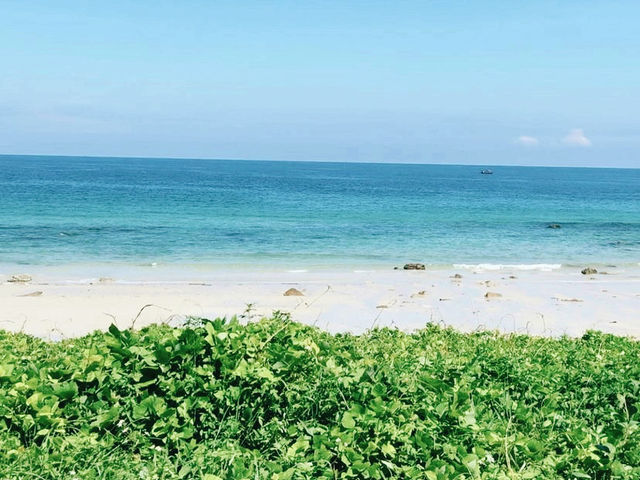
left=341, top=411, right=356, bottom=429
left=92, top=405, right=120, bottom=428
left=53, top=382, right=78, bottom=400
left=381, top=443, right=396, bottom=456
left=0, top=363, right=14, bottom=379
left=570, top=472, right=592, bottom=479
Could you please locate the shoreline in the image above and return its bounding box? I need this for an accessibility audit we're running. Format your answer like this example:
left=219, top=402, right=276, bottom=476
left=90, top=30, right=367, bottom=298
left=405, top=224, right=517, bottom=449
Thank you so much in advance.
left=1, top=267, right=639, bottom=340
left=1, top=260, right=639, bottom=282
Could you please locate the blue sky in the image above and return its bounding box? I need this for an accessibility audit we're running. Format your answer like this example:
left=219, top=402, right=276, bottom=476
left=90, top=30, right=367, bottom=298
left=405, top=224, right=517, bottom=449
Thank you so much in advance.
left=1, top=1, right=639, bottom=167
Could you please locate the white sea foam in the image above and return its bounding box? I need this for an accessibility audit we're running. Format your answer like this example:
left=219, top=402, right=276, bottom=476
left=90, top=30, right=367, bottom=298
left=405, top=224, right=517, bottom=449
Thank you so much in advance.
left=56, top=278, right=99, bottom=285
left=453, top=263, right=562, bottom=272
left=287, top=269, right=308, bottom=273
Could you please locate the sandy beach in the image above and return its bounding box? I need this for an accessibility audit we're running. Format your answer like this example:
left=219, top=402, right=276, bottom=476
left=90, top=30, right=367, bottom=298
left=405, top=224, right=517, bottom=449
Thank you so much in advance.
left=2, top=266, right=639, bottom=339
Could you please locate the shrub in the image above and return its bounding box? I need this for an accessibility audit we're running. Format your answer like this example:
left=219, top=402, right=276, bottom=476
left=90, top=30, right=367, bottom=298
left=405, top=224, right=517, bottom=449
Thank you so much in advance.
left=1, top=314, right=638, bottom=479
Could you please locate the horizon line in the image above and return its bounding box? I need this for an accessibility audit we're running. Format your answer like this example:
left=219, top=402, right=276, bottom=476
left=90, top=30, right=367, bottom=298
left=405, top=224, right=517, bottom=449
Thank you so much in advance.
left=0, top=152, right=637, bottom=170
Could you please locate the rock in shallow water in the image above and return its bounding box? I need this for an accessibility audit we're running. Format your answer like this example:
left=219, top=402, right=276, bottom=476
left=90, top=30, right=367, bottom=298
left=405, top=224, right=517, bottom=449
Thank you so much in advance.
left=403, top=263, right=426, bottom=270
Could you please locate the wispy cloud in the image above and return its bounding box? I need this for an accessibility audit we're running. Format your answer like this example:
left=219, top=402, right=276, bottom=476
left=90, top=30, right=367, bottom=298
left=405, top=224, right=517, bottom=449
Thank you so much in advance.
left=515, top=135, right=539, bottom=146
left=563, top=128, right=591, bottom=147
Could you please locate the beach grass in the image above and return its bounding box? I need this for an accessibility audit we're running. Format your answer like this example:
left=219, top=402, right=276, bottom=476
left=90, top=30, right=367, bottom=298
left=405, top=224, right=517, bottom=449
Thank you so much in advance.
left=1, top=314, right=638, bottom=479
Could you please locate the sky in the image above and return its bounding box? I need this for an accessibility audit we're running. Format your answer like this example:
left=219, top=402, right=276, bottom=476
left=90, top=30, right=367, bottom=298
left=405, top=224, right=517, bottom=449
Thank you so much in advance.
left=1, top=1, right=639, bottom=167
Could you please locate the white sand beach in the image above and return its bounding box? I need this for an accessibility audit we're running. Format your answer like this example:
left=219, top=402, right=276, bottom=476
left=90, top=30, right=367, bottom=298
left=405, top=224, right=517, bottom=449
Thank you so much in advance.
left=1, top=266, right=639, bottom=339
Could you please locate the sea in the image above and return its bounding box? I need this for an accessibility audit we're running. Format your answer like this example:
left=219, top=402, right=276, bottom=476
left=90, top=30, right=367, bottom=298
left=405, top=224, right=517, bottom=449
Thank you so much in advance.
left=1, top=155, right=639, bottom=278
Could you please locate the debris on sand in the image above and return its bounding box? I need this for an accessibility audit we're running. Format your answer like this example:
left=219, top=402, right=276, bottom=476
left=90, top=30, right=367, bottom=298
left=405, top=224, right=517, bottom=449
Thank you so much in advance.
left=283, top=287, right=304, bottom=296
left=17, top=291, right=43, bottom=297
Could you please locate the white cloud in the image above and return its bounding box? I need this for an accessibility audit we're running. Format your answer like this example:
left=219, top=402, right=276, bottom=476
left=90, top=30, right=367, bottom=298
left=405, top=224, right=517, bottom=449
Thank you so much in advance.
left=563, top=128, right=591, bottom=147
left=515, top=135, right=539, bottom=146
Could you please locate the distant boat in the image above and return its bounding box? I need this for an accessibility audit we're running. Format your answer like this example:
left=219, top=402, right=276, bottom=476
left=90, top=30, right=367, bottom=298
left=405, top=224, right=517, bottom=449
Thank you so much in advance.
left=480, top=169, right=493, bottom=175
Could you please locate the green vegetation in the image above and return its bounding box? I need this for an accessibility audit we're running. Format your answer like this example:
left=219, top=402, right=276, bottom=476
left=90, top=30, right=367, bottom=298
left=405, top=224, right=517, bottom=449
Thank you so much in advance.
left=1, top=314, right=639, bottom=479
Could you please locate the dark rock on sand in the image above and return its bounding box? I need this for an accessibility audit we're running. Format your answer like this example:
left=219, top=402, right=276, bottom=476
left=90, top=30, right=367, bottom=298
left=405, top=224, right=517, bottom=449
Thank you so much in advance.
left=284, top=287, right=304, bottom=296
left=451, top=273, right=463, bottom=279
left=581, top=267, right=598, bottom=275
left=8, top=274, right=32, bottom=283
left=403, top=263, right=426, bottom=270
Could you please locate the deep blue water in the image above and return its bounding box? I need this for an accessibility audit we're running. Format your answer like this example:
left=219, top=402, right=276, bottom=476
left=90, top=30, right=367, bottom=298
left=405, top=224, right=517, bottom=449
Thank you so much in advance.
left=1, top=155, right=639, bottom=270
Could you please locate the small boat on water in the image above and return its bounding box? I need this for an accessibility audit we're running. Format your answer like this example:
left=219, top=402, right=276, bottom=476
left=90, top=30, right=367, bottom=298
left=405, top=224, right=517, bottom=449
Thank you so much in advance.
left=480, top=169, right=493, bottom=174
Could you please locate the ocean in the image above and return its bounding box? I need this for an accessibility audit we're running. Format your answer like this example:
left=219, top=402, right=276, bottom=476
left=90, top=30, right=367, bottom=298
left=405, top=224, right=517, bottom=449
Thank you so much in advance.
left=1, top=155, right=639, bottom=276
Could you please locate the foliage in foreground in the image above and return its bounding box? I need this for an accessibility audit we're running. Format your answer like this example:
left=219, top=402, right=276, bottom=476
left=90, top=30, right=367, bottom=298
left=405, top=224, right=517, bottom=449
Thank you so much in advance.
left=0, top=314, right=639, bottom=479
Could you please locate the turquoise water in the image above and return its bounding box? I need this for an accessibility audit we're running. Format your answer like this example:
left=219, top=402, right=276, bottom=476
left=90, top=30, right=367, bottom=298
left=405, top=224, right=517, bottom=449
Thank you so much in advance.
left=1, top=155, right=639, bottom=271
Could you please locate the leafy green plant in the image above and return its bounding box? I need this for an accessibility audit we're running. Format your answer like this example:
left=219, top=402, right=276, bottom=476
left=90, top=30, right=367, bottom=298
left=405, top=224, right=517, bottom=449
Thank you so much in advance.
left=0, top=314, right=638, bottom=479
